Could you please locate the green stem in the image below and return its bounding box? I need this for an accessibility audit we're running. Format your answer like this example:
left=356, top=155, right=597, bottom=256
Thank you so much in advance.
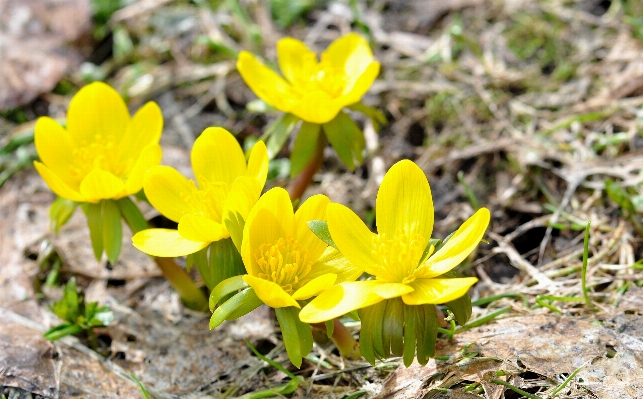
left=118, top=197, right=208, bottom=311
left=287, top=132, right=326, bottom=202
left=312, top=319, right=361, bottom=359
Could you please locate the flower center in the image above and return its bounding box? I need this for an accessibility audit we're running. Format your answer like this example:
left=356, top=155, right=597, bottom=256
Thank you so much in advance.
left=371, top=230, right=426, bottom=283
left=254, top=236, right=312, bottom=293
left=290, top=53, right=347, bottom=98
left=179, top=177, right=229, bottom=222
left=69, top=134, right=130, bottom=180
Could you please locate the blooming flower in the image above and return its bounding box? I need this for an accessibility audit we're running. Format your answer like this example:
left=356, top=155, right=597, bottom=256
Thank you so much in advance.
left=132, top=127, right=268, bottom=257
left=241, top=187, right=361, bottom=308
left=237, top=33, right=380, bottom=124
left=299, top=160, right=490, bottom=324
left=34, top=82, right=163, bottom=203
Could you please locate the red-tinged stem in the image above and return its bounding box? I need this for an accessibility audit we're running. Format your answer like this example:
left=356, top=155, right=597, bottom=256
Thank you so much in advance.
left=312, top=319, right=361, bottom=359
left=287, top=132, right=326, bottom=202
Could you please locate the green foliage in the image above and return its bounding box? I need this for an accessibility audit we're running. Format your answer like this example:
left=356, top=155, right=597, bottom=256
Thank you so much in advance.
left=307, top=220, right=338, bottom=249
left=322, top=111, right=365, bottom=171
left=83, top=200, right=123, bottom=264
left=45, top=278, right=114, bottom=341
left=269, top=0, right=322, bottom=28
left=0, top=129, right=37, bottom=189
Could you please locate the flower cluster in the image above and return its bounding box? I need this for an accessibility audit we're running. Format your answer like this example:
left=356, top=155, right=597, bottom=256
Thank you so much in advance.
left=33, top=32, right=490, bottom=368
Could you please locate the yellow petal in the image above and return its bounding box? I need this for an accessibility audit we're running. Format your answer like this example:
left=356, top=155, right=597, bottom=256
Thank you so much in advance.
left=376, top=160, right=433, bottom=246
left=372, top=282, right=414, bottom=298
left=33, top=161, right=85, bottom=202
left=289, top=90, right=344, bottom=124
left=178, top=214, right=226, bottom=242
left=237, top=51, right=298, bottom=113
left=132, top=228, right=209, bottom=257
left=323, top=33, right=374, bottom=84
left=124, top=144, right=162, bottom=195
left=276, top=37, right=317, bottom=84
left=305, top=247, right=363, bottom=285
left=242, top=275, right=300, bottom=308
left=419, top=208, right=490, bottom=278
left=66, top=82, right=130, bottom=145
left=34, top=117, right=78, bottom=188
left=293, top=194, right=330, bottom=263
left=192, top=127, right=246, bottom=188
left=292, top=273, right=337, bottom=301
left=327, top=203, right=378, bottom=276
left=242, top=188, right=293, bottom=276
left=402, top=277, right=478, bottom=305
left=223, top=176, right=262, bottom=223
left=120, top=101, right=163, bottom=164
left=144, top=166, right=193, bottom=223
left=340, top=61, right=380, bottom=105
left=298, top=280, right=386, bottom=324
left=245, top=140, right=269, bottom=188
left=79, top=169, right=126, bottom=202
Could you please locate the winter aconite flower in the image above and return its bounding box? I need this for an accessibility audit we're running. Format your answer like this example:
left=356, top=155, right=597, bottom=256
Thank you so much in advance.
left=132, top=127, right=268, bottom=258
left=300, top=160, right=489, bottom=364
left=209, top=188, right=361, bottom=367
left=238, top=33, right=384, bottom=174
left=34, top=82, right=163, bottom=203
left=238, top=33, right=379, bottom=124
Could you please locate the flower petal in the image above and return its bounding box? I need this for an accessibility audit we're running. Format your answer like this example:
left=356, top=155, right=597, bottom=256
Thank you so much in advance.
left=289, top=90, right=344, bottom=124
left=124, top=144, right=162, bottom=195
left=79, top=169, right=126, bottom=202
left=419, top=208, right=490, bottom=278
left=243, top=275, right=300, bottom=308
left=305, top=247, right=363, bottom=284
left=402, top=277, right=478, bottom=305
left=223, top=176, right=262, bottom=223
left=178, top=214, right=226, bottom=242
left=237, top=51, right=298, bottom=113
left=144, top=166, right=193, bottom=223
left=245, top=140, right=269, bottom=188
left=340, top=61, right=380, bottom=105
left=34, top=117, right=78, bottom=188
left=120, top=101, right=163, bottom=165
left=277, top=37, right=317, bottom=84
left=372, top=282, right=414, bottom=299
left=299, top=280, right=386, bottom=324
left=292, top=273, right=337, bottom=301
left=293, top=194, right=330, bottom=263
left=132, top=228, right=208, bottom=257
left=242, top=188, right=293, bottom=276
left=33, top=161, right=85, bottom=202
left=323, top=33, right=374, bottom=85
left=192, top=127, right=246, bottom=188
left=376, top=160, right=433, bottom=245
left=327, top=203, right=378, bottom=276
left=66, top=82, right=130, bottom=145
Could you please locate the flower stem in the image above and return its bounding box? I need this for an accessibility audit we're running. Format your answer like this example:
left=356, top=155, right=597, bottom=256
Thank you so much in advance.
left=312, top=319, right=361, bottom=359
left=287, top=131, right=326, bottom=202
left=154, top=257, right=208, bottom=311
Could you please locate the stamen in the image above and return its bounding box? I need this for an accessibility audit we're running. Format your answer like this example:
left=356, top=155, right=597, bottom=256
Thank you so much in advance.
left=370, top=230, right=426, bottom=283
left=254, top=236, right=312, bottom=293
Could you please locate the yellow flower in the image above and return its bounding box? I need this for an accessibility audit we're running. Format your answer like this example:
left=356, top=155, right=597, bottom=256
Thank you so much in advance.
left=300, top=160, right=490, bottom=324
left=34, top=82, right=163, bottom=203
left=132, top=127, right=268, bottom=257
left=241, top=187, right=362, bottom=309
left=237, top=33, right=380, bottom=124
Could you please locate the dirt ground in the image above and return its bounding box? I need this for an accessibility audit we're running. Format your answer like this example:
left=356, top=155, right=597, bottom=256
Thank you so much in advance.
left=1, top=0, right=643, bottom=398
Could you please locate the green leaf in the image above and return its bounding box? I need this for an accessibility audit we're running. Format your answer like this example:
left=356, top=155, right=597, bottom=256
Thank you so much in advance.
left=290, top=121, right=321, bottom=177
left=414, top=305, right=428, bottom=366
left=116, top=197, right=148, bottom=233
left=85, top=202, right=103, bottom=261
left=52, top=278, right=80, bottom=322
left=403, top=302, right=417, bottom=367
left=324, top=319, right=334, bottom=339
left=49, top=197, right=78, bottom=234
left=307, top=220, right=337, bottom=249
left=445, top=293, right=472, bottom=326
left=358, top=305, right=377, bottom=365
left=101, top=200, right=122, bottom=264
left=91, top=307, right=115, bottom=326
left=210, top=288, right=257, bottom=329
left=322, top=111, right=365, bottom=170
left=348, top=102, right=387, bottom=131
left=44, top=323, right=83, bottom=341
left=224, top=289, right=262, bottom=321
left=209, top=275, right=248, bottom=311
left=275, top=307, right=303, bottom=368
left=246, top=98, right=276, bottom=113
left=383, top=298, right=404, bottom=357
left=423, top=305, right=438, bottom=359
left=206, top=238, right=245, bottom=291
left=263, top=114, right=299, bottom=159
left=295, top=308, right=313, bottom=357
